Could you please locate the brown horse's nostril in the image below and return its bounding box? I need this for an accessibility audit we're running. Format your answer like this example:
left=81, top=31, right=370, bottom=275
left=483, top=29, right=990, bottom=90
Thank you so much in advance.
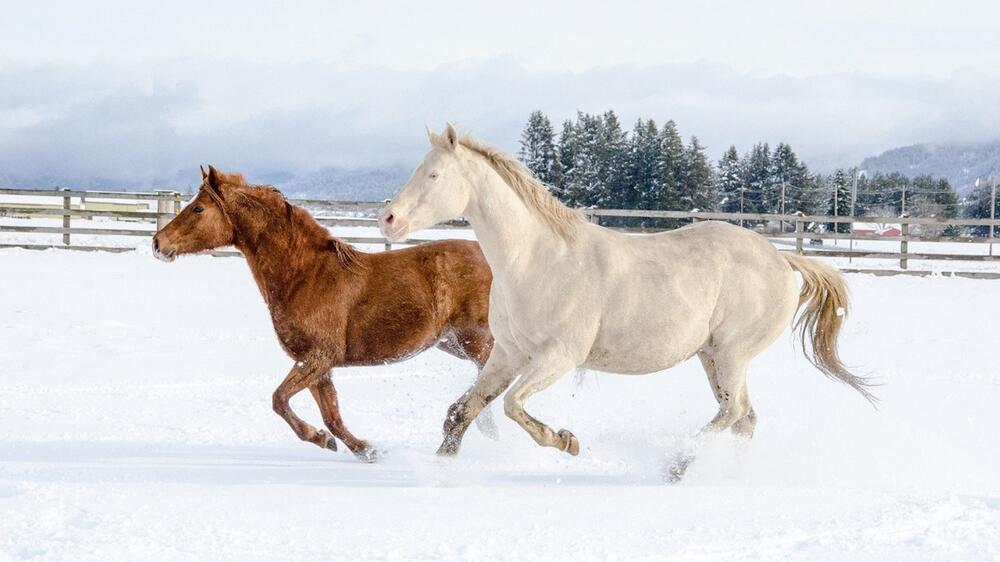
left=385, top=213, right=395, bottom=224
left=153, top=238, right=160, bottom=252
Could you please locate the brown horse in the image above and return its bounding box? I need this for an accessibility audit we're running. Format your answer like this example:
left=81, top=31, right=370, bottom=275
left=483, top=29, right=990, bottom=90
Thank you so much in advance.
left=152, top=165, right=495, bottom=462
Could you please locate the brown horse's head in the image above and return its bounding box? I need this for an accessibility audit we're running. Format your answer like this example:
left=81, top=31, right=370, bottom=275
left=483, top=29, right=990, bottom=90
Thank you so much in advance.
left=152, top=165, right=240, bottom=262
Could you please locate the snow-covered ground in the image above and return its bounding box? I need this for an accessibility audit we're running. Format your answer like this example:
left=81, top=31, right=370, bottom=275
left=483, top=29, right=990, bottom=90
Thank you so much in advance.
left=2, top=240, right=999, bottom=561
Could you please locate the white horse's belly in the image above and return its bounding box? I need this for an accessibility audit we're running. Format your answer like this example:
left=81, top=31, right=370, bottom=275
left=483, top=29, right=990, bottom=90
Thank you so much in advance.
left=582, top=305, right=711, bottom=375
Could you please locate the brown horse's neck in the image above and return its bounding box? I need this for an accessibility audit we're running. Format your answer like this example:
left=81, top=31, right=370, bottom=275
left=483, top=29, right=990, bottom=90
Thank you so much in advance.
left=227, top=191, right=366, bottom=305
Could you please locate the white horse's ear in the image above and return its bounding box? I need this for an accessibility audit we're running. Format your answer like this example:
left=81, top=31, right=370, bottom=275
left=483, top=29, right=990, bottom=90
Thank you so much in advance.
left=425, top=125, right=436, bottom=143
left=444, top=122, right=459, bottom=151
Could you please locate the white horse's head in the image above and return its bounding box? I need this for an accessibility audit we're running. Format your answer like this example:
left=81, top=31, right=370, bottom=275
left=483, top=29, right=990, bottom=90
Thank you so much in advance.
left=380, top=123, right=473, bottom=242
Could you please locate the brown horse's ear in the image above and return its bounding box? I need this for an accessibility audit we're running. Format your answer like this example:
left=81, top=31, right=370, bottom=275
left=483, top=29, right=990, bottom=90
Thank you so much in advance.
left=200, top=165, right=208, bottom=180
left=207, top=165, right=224, bottom=196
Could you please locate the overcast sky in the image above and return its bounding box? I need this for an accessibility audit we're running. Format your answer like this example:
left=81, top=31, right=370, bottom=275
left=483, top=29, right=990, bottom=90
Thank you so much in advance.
left=2, top=0, right=999, bottom=188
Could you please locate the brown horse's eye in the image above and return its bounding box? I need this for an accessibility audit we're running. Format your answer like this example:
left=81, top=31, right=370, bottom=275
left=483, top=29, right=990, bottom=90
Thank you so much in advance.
left=193, top=206, right=204, bottom=214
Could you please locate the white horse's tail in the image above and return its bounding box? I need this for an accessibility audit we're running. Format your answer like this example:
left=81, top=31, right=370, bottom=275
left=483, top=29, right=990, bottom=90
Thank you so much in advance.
left=784, top=254, right=878, bottom=405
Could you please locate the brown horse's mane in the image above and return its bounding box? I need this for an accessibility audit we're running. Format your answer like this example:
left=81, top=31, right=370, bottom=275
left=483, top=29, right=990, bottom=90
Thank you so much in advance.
left=221, top=180, right=368, bottom=273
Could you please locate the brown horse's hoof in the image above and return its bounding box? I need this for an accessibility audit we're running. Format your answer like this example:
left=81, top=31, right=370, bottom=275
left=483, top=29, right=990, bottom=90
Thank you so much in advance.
left=318, top=430, right=338, bottom=451
left=354, top=445, right=380, bottom=463
left=557, top=429, right=580, bottom=456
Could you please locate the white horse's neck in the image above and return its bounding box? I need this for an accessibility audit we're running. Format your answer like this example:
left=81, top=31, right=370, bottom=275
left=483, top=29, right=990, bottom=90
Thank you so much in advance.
left=460, top=156, right=567, bottom=277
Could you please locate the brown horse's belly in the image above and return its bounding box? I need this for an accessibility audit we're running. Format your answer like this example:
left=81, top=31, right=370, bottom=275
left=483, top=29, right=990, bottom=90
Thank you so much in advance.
left=341, top=326, right=441, bottom=367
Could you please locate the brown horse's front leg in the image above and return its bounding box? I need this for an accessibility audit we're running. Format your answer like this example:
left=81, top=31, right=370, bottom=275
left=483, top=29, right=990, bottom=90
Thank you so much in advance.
left=272, top=360, right=337, bottom=451
left=309, top=375, right=378, bottom=463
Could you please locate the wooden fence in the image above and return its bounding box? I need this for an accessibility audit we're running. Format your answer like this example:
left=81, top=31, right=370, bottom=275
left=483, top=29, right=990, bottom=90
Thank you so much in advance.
left=3, top=188, right=1000, bottom=276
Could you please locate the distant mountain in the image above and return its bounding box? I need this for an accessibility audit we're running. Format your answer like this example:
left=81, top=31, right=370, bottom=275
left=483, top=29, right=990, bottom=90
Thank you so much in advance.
left=860, top=141, right=1000, bottom=194
left=0, top=165, right=411, bottom=202
left=279, top=165, right=410, bottom=201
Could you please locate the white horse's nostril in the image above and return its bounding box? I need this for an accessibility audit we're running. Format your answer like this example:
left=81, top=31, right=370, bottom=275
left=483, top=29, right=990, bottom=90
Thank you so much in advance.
left=385, top=213, right=395, bottom=224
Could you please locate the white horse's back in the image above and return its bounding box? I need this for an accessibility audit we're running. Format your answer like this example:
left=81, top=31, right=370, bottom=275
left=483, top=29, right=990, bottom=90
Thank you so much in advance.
left=579, top=221, right=798, bottom=375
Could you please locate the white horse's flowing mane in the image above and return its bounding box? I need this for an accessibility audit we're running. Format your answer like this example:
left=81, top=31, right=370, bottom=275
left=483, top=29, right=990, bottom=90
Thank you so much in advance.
left=436, top=132, right=585, bottom=240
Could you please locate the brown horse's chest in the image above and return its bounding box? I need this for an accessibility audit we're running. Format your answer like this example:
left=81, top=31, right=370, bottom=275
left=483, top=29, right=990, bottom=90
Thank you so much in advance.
left=268, top=299, right=342, bottom=361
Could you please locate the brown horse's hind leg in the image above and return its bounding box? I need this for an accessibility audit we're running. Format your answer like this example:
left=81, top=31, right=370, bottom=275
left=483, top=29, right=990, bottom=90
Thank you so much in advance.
left=309, top=375, right=377, bottom=462
left=271, top=361, right=337, bottom=451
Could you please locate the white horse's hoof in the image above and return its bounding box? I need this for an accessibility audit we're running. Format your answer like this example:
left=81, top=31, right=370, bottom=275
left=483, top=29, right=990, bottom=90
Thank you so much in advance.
left=557, top=429, right=580, bottom=456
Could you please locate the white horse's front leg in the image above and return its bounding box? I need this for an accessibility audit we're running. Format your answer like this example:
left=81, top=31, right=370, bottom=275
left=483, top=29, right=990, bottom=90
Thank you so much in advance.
left=437, top=345, right=523, bottom=456
left=502, top=346, right=579, bottom=455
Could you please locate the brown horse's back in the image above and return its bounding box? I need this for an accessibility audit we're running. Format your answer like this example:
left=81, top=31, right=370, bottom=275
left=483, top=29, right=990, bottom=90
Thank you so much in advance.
left=342, top=240, right=492, bottom=367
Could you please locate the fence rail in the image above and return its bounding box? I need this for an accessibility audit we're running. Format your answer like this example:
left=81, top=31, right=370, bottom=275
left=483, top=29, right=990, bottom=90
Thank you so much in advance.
left=4, top=187, right=1000, bottom=273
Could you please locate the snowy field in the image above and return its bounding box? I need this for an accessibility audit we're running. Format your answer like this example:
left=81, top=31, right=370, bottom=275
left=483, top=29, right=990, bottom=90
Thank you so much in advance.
left=2, top=240, right=999, bottom=562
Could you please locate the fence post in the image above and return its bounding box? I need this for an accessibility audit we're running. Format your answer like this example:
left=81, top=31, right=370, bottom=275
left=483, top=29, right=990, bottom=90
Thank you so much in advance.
left=174, top=192, right=182, bottom=217
left=155, top=190, right=175, bottom=232
left=61, top=188, right=71, bottom=246
left=590, top=211, right=601, bottom=226
left=795, top=215, right=804, bottom=255
left=990, top=177, right=996, bottom=257
left=384, top=241, right=391, bottom=252
left=900, top=221, right=909, bottom=270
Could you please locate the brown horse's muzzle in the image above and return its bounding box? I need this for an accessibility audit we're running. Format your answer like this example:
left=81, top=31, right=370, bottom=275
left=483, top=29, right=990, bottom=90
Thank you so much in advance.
left=152, top=233, right=176, bottom=262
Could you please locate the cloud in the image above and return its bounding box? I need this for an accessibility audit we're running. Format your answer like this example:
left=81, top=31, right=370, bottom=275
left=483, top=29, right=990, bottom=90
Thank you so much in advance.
left=1, top=59, right=999, bottom=190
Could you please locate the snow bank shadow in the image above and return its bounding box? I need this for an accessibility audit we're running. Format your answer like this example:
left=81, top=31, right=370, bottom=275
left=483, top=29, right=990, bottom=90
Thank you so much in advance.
left=0, top=440, right=676, bottom=488
left=0, top=441, right=418, bottom=487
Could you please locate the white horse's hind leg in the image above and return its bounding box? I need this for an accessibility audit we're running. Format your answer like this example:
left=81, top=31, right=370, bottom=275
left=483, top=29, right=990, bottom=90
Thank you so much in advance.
left=502, top=351, right=579, bottom=455
left=699, top=351, right=752, bottom=434
left=731, top=394, right=757, bottom=437
left=697, top=351, right=757, bottom=437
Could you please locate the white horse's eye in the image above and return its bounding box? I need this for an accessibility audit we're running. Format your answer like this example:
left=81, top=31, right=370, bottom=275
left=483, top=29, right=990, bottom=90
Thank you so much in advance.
left=429, top=171, right=440, bottom=180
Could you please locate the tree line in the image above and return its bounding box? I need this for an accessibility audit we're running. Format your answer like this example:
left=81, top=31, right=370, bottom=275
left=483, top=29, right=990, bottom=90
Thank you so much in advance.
left=518, top=110, right=996, bottom=234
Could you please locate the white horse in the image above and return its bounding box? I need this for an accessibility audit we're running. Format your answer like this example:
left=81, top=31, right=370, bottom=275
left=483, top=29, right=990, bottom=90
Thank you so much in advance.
left=380, top=123, right=875, bottom=458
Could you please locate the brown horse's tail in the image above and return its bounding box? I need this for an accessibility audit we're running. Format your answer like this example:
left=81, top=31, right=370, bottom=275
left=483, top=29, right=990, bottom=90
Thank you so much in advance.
left=783, top=254, right=878, bottom=405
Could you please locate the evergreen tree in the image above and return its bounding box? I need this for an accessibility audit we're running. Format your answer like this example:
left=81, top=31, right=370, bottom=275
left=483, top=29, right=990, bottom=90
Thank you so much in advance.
left=795, top=170, right=827, bottom=216
left=626, top=118, right=660, bottom=210
left=517, top=110, right=560, bottom=187
left=909, top=175, right=960, bottom=235
left=555, top=119, right=580, bottom=204
left=770, top=143, right=813, bottom=215
left=857, top=172, right=906, bottom=215
left=716, top=146, right=744, bottom=215
left=826, top=169, right=852, bottom=233
left=677, top=136, right=715, bottom=212
left=567, top=112, right=604, bottom=207
left=743, top=143, right=773, bottom=213
left=963, top=178, right=1000, bottom=236
left=593, top=110, right=629, bottom=208
left=652, top=120, right=685, bottom=211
